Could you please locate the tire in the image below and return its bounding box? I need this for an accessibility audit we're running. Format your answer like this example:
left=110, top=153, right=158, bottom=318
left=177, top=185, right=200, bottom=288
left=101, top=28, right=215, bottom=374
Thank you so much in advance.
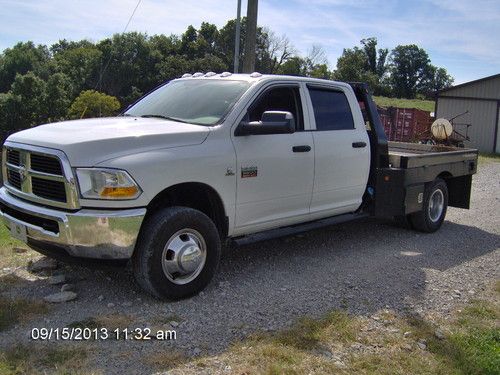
left=132, top=206, right=221, bottom=300
left=409, top=178, right=448, bottom=233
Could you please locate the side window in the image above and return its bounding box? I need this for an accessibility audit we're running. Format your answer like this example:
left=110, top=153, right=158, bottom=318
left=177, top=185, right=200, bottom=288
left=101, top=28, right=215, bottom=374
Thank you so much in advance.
left=247, top=87, right=304, bottom=131
left=308, top=88, right=355, bottom=131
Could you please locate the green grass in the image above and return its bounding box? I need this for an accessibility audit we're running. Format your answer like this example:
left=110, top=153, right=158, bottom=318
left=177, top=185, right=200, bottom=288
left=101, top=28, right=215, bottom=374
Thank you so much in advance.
left=0, top=296, right=49, bottom=332
left=374, top=96, right=435, bottom=112
left=0, top=225, right=39, bottom=269
left=0, top=345, right=89, bottom=375
left=161, top=282, right=500, bottom=375
left=478, top=153, right=500, bottom=165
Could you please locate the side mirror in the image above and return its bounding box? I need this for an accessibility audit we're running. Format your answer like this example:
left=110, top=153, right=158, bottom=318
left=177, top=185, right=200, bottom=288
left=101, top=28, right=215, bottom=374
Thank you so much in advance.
left=235, top=111, right=295, bottom=136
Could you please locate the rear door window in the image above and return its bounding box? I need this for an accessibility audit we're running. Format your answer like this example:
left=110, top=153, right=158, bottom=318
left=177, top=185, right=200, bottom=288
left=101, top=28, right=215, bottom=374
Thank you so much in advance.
left=308, top=88, right=354, bottom=131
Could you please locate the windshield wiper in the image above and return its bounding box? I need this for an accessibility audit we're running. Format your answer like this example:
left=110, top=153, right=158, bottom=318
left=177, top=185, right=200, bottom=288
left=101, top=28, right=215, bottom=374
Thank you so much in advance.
left=140, top=114, right=190, bottom=123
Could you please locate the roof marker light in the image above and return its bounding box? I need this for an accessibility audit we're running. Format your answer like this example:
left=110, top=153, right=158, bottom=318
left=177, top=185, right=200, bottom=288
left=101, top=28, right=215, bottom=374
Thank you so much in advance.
left=220, top=72, right=232, bottom=77
left=205, top=72, right=217, bottom=77
left=192, top=72, right=204, bottom=77
left=181, top=73, right=192, bottom=78
left=250, top=72, right=262, bottom=78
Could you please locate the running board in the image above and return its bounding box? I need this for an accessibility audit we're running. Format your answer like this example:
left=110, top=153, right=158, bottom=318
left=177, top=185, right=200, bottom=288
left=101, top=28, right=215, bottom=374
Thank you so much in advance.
left=231, top=212, right=369, bottom=247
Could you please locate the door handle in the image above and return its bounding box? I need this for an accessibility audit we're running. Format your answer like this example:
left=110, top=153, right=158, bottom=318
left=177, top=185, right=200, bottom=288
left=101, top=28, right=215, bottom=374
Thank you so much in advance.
left=292, top=145, right=311, bottom=153
left=352, top=142, right=367, bottom=148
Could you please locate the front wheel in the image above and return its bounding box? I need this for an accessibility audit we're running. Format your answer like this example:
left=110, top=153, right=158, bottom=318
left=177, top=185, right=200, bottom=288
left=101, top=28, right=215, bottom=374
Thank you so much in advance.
left=132, top=206, right=221, bottom=300
left=409, top=178, right=448, bottom=233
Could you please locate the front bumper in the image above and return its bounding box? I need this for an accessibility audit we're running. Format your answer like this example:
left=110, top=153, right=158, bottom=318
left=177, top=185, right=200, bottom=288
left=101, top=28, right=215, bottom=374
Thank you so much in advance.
left=0, top=187, right=146, bottom=259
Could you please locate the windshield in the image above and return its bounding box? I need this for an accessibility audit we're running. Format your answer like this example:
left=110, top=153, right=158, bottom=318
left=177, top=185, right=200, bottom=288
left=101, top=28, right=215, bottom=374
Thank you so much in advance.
left=125, top=79, right=251, bottom=125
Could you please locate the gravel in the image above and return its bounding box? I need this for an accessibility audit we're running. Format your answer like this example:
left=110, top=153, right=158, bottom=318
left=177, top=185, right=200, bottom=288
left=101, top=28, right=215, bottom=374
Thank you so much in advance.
left=1, top=161, right=499, bottom=374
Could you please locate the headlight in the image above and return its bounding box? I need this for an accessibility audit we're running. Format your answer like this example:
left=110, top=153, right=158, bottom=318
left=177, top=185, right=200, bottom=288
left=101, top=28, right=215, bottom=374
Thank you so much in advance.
left=76, top=168, right=142, bottom=200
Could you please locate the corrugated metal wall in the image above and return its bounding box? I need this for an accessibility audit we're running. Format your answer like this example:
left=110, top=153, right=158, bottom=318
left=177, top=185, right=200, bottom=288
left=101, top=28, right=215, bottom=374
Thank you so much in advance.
left=440, top=75, right=500, bottom=100
left=436, top=75, right=500, bottom=153
left=436, top=97, right=497, bottom=152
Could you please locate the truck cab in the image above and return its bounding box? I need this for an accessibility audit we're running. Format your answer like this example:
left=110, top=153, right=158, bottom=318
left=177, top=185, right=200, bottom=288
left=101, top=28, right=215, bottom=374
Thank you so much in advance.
left=0, top=73, right=478, bottom=299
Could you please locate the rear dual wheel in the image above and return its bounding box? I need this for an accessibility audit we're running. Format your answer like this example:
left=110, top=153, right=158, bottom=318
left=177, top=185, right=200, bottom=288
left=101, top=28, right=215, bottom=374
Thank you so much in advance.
left=409, top=178, right=448, bottom=233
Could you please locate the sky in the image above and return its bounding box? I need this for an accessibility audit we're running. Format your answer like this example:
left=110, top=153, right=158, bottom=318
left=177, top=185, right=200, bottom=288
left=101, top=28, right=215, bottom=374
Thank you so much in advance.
left=0, top=0, right=498, bottom=85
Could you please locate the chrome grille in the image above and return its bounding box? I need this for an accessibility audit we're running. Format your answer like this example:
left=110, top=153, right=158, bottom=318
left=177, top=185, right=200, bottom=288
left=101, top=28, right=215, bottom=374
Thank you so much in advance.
left=2, top=142, right=79, bottom=209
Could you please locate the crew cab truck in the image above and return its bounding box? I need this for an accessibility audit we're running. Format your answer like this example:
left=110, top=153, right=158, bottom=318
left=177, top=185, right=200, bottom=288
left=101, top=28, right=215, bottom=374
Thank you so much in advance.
left=0, top=74, right=478, bottom=299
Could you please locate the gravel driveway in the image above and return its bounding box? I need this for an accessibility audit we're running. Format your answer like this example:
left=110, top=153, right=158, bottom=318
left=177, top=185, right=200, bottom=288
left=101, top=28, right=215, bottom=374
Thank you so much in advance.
left=1, top=161, right=499, bottom=374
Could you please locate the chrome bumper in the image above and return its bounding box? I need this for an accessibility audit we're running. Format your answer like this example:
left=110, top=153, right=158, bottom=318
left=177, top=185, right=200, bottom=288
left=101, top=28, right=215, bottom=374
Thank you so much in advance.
left=0, top=187, right=146, bottom=259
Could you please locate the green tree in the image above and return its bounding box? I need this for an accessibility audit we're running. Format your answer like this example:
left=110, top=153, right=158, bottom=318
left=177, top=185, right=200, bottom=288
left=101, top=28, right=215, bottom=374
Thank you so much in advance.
left=52, top=42, right=102, bottom=97
left=0, top=42, right=50, bottom=92
left=420, top=65, right=454, bottom=97
left=10, top=72, right=47, bottom=127
left=68, top=90, right=120, bottom=119
left=333, top=38, right=388, bottom=94
left=389, top=44, right=431, bottom=99
left=45, top=73, right=73, bottom=122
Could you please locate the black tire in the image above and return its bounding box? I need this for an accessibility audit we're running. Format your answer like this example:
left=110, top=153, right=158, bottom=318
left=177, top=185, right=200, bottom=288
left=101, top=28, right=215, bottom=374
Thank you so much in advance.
left=409, top=178, right=448, bottom=233
left=132, top=206, right=221, bottom=300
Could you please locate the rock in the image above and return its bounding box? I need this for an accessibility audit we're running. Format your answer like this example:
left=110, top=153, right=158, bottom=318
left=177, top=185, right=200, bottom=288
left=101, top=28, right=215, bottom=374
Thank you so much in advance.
left=334, top=360, right=347, bottom=369
left=44, top=291, right=77, bottom=303
left=48, top=274, right=66, bottom=285
left=107, top=303, right=115, bottom=308
left=404, top=331, right=412, bottom=338
left=60, top=283, right=75, bottom=292
left=417, top=339, right=427, bottom=350
left=122, top=301, right=133, bottom=307
left=402, top=344, right=413, bottom=351
left=170, top=321, right=179, bottom=327
left=29, top=257, right=57, bottom=272
left=192, top=347, right=201, bottom=356
left=434, top=329, right=445, bottom=340
left=98, top=295, right=104, bottom=302
left=13, top=247, right=27, bottom=254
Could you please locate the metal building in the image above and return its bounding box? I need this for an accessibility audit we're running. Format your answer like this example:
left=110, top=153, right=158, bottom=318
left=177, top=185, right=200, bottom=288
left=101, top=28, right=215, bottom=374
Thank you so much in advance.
left=435, top=73, right=500, bottom=153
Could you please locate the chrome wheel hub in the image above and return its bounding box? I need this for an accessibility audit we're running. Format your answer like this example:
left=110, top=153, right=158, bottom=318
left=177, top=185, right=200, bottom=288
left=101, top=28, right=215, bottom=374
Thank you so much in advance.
left=428, top=189, right=444, bottom=223
left=161, top=229, right=207, bottom=285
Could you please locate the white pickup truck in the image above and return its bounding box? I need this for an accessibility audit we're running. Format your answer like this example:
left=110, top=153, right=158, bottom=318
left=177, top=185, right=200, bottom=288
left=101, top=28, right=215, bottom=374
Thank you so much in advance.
left=1, top=73, right=478, bottom=299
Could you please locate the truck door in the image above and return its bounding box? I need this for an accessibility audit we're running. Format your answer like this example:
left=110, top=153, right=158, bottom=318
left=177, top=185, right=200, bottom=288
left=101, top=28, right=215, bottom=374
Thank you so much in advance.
left=306, top=85, right=370, bottom=216
left=231, top=84, right=314, bottom=233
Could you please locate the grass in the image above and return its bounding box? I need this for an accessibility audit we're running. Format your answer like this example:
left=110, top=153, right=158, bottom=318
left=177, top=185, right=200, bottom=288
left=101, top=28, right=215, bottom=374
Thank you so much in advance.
left=478, top=152, right=500, bottom=165
left=0, top=225, right=39, bottom=269
left=373, top=96, right=435, bottom=112
left=0, top=345, right=90, bottom=375
left=144, top=350, right=188, bottom=370
left=162, top=281, right=500, bottom=375
left=0, top=296, right=49, bottom=332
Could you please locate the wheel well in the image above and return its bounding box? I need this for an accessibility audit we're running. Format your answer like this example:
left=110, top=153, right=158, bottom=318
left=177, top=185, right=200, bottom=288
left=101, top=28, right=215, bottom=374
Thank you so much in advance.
left=146, top=183, right=228, bottom=238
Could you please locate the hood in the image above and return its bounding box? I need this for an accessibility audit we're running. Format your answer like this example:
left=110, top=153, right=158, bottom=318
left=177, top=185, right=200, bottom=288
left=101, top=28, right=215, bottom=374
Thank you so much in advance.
left=7, top=117, right=210, bottom=166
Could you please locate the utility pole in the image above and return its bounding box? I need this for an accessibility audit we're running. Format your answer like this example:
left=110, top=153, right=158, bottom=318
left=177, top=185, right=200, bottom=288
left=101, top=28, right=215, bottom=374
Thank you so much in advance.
left=242, top=0, right=258, bottom=73
left=233, top=0, right=242, bottom=73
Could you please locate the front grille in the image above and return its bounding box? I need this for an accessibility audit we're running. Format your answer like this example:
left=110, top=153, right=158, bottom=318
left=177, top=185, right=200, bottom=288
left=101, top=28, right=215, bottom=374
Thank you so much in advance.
left=2, top=144, right=78, bottom=209
left=30, top=153, right=63, bottom=175
left=6, top=149, right=20, bottom=165
left=7, top=169, right=21, bottom=189
left=32, top=177, right=67, bottom=202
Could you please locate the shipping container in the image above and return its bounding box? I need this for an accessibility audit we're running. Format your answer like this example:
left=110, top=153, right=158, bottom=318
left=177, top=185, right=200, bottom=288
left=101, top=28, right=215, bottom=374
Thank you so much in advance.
left=377, top=106, right=432, bottom=142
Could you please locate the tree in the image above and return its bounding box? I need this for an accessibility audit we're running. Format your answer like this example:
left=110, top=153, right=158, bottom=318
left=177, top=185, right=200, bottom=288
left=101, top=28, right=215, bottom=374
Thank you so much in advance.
left=419, top=65, right=454, bottom=97
left=265, top=29, right=296, bottom=73
left=45, top=73, right=73, bottom=122
left=10, top=72, right=47, bottom=128
left=361, top=37, right=388, bottom=79
left=389, top=44, right=431, bottom=99
left=68, top=90, right=120, bottom=119
left=333, top=38, right=389, bottom=94
left=52, top=42, right=102, bottom=97
left=0, top=42, right=50, bottom=92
